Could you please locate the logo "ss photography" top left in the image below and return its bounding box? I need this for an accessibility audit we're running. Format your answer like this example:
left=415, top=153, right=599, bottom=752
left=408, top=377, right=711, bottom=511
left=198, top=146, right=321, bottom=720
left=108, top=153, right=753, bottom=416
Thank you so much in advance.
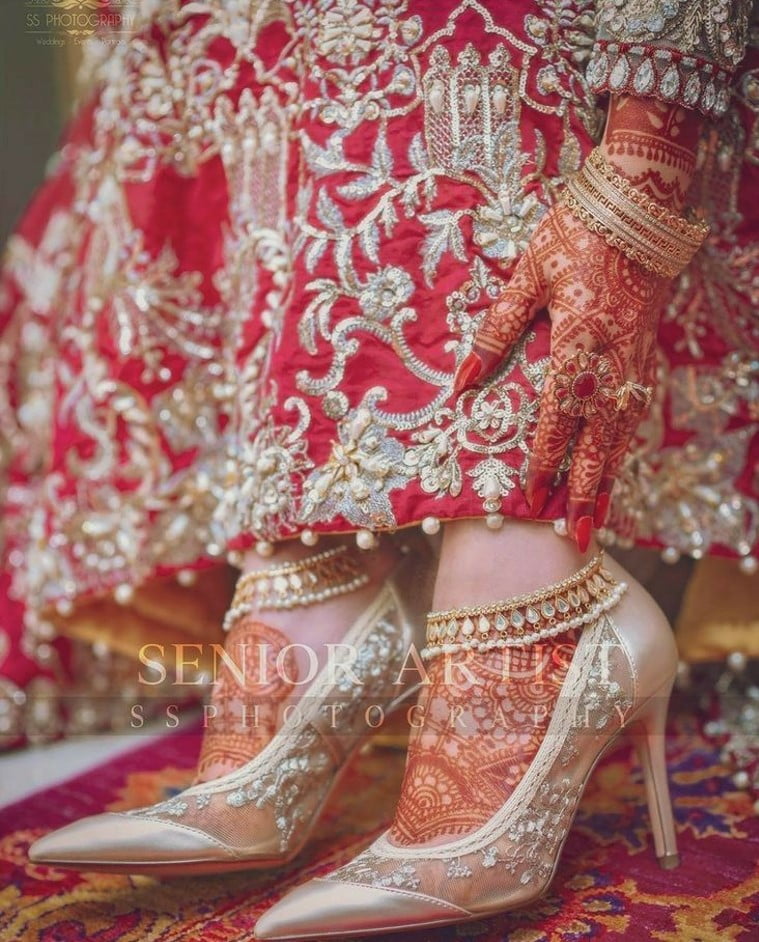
left=25, top=0, right=135, bottom=43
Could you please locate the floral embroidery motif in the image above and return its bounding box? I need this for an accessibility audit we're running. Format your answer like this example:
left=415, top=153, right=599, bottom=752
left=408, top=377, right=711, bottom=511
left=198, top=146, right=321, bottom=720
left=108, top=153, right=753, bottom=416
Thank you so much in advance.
left=314, top=1, right=382, bottom=63
left=404, top=331, right=545, bottom=506
left=301, top=404, right=413, bottom=529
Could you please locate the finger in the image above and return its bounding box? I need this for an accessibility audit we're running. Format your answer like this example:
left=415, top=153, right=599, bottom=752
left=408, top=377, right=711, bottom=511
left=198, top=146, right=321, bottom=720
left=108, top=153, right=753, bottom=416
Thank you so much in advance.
left=524, top=369, right=578, bottom=515
left=592, top=407, right=646, bottom=529
left=567, top=411, right=618, bottom=552
left=528, top=346, right=618, bottom=517
left=594, top=346, right=657, bottom=528
left=593, top=475, right=615, bottom=530
left=452, top=346, right=504, bottom=395
left=592, top=424, right=629, bottom=530
left=467, top=241, right=548, bottom=384
left=594, top=394, right=655, bottom=530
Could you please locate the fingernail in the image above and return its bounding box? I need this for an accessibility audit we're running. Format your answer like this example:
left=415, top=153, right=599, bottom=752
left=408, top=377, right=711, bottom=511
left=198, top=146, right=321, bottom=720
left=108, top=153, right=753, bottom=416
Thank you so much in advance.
left=525, top=469, right=554, bottom=515
left=575, top=516, right=593, bottom=554
left=528, top=485, right=549, bottom=515
left=453, top=353, right=482, bottom=395
left=593, top=492, right=611, bottom=529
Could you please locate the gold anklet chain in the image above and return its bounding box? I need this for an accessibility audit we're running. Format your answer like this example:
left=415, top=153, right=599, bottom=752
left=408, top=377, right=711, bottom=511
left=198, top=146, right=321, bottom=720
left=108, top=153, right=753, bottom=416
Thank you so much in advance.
left=422, top=554, right=626, bottom=659
left=223, top=545, right=369, bottom=628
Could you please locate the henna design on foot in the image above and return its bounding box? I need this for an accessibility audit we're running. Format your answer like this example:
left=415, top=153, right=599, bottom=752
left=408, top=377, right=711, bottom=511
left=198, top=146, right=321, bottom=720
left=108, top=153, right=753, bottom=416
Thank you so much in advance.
left=195, top=618, right=298, bottom=783
left=389, top=633, right=578, bottom=846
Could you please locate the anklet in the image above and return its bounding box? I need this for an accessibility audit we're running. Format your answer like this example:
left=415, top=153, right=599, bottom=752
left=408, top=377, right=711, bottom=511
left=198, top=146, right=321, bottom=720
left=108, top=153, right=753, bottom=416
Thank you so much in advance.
left=223, top=545, right=369, bottom=628
left=422, top=555, right=626, bottom=659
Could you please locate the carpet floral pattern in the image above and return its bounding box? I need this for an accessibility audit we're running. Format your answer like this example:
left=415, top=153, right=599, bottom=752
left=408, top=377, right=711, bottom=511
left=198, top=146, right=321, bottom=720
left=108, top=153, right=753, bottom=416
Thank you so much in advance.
left=1, top=706, right=757, bottom=942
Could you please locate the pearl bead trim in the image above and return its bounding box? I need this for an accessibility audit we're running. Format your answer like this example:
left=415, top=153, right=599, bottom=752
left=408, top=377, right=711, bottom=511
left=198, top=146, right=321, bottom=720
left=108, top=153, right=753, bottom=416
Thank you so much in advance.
left=420, top=582, right=627, bottom=659
left=422, top=554, right=624, bottom=659
left=223, top=545, right=369, bottom=628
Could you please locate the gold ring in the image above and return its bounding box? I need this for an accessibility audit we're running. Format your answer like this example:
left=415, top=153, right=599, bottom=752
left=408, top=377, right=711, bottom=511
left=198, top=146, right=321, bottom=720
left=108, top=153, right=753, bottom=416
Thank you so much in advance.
left=613, top=381, right=653, bottom=412
left=553, top=352, right=617, bottom=418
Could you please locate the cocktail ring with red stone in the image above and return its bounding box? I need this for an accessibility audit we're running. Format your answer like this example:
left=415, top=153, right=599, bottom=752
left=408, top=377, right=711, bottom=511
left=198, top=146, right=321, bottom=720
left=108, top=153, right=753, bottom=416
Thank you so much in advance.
left=553, top=352, right=616, bottom=418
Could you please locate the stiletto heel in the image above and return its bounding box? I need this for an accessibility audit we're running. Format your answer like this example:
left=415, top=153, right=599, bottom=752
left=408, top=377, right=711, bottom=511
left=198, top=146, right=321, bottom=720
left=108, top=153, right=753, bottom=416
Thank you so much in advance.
left=631, top=682, right=680, bottom=870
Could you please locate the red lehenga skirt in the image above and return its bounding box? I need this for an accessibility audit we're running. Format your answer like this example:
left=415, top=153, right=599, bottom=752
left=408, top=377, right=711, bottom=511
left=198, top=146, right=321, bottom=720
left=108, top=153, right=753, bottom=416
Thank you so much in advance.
left=1, top=1, right=757, bottom=743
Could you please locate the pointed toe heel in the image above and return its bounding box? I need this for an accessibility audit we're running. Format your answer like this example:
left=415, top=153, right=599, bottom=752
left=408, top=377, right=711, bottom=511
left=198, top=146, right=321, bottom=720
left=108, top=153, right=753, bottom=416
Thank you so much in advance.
left=28, top=563, right=425, bottom=876
left=255, top=555, right=684, bottom=938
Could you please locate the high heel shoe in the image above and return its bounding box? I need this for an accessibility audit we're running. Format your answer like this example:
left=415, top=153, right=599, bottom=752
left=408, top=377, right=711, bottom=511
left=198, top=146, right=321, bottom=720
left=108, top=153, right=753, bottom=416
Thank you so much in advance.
left=254, top=554, right=680, bottom=940
left=28, top=555, right=427, bottom=875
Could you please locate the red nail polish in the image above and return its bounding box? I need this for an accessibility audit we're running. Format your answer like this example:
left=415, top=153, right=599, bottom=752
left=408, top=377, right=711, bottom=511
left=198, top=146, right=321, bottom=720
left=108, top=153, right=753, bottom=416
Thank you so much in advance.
left=593, top=492, right=611, bottom=529
left=575, top=515, right=593, bottom=554
left=453, top=352, right=482, bottom=395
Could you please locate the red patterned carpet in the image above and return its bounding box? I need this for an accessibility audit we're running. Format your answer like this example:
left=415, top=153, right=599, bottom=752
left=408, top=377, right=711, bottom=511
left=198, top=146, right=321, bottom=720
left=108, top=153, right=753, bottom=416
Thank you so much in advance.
left=1, top=705, right=757, bottom=942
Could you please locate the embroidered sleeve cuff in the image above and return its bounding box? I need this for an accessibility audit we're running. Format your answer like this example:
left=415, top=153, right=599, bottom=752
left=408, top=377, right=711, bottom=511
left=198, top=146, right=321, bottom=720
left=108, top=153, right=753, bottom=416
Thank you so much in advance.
left=586, top=41, right=732, bottom=118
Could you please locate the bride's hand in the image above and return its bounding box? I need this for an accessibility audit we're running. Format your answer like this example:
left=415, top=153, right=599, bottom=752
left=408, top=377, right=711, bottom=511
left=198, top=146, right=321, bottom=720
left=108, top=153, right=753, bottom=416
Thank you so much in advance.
left=454, top=201, right=668, bottom=551
left=455, top=94, right=704, bottom=551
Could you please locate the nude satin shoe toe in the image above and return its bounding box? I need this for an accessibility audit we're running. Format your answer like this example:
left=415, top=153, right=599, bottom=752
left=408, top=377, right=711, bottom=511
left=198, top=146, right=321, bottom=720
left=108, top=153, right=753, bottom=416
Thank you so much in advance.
left=28, top=812, right=235, bottom=873
left=254, top=880, right=470, bottom=940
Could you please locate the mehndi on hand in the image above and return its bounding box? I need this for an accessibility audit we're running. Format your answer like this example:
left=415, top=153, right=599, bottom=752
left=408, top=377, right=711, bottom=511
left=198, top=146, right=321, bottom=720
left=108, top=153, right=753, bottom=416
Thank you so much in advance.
left=454, top=96, right=707, bottom=552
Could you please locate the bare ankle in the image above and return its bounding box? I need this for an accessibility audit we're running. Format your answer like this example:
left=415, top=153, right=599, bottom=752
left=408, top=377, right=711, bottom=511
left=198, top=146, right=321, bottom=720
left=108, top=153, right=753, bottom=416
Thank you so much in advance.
left=433, top=519, right=598, bottom=610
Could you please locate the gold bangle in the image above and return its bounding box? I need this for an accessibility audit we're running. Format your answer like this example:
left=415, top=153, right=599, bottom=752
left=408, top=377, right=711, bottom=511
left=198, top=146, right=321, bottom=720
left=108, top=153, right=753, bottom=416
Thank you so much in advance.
left=562, top=147, right=709, bottom=279
left=585, top=148, right=708, bottom=246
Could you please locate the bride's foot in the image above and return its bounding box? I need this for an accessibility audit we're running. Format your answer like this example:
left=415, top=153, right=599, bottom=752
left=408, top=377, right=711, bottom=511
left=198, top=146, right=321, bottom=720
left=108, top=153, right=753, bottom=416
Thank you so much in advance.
left=196, top=536, right=400, bottom=782
left=391, top=520, right=591, bottom=845
left=255, top=521, right=680, bottom=939
left=29, top=534, right=425, bottom=874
